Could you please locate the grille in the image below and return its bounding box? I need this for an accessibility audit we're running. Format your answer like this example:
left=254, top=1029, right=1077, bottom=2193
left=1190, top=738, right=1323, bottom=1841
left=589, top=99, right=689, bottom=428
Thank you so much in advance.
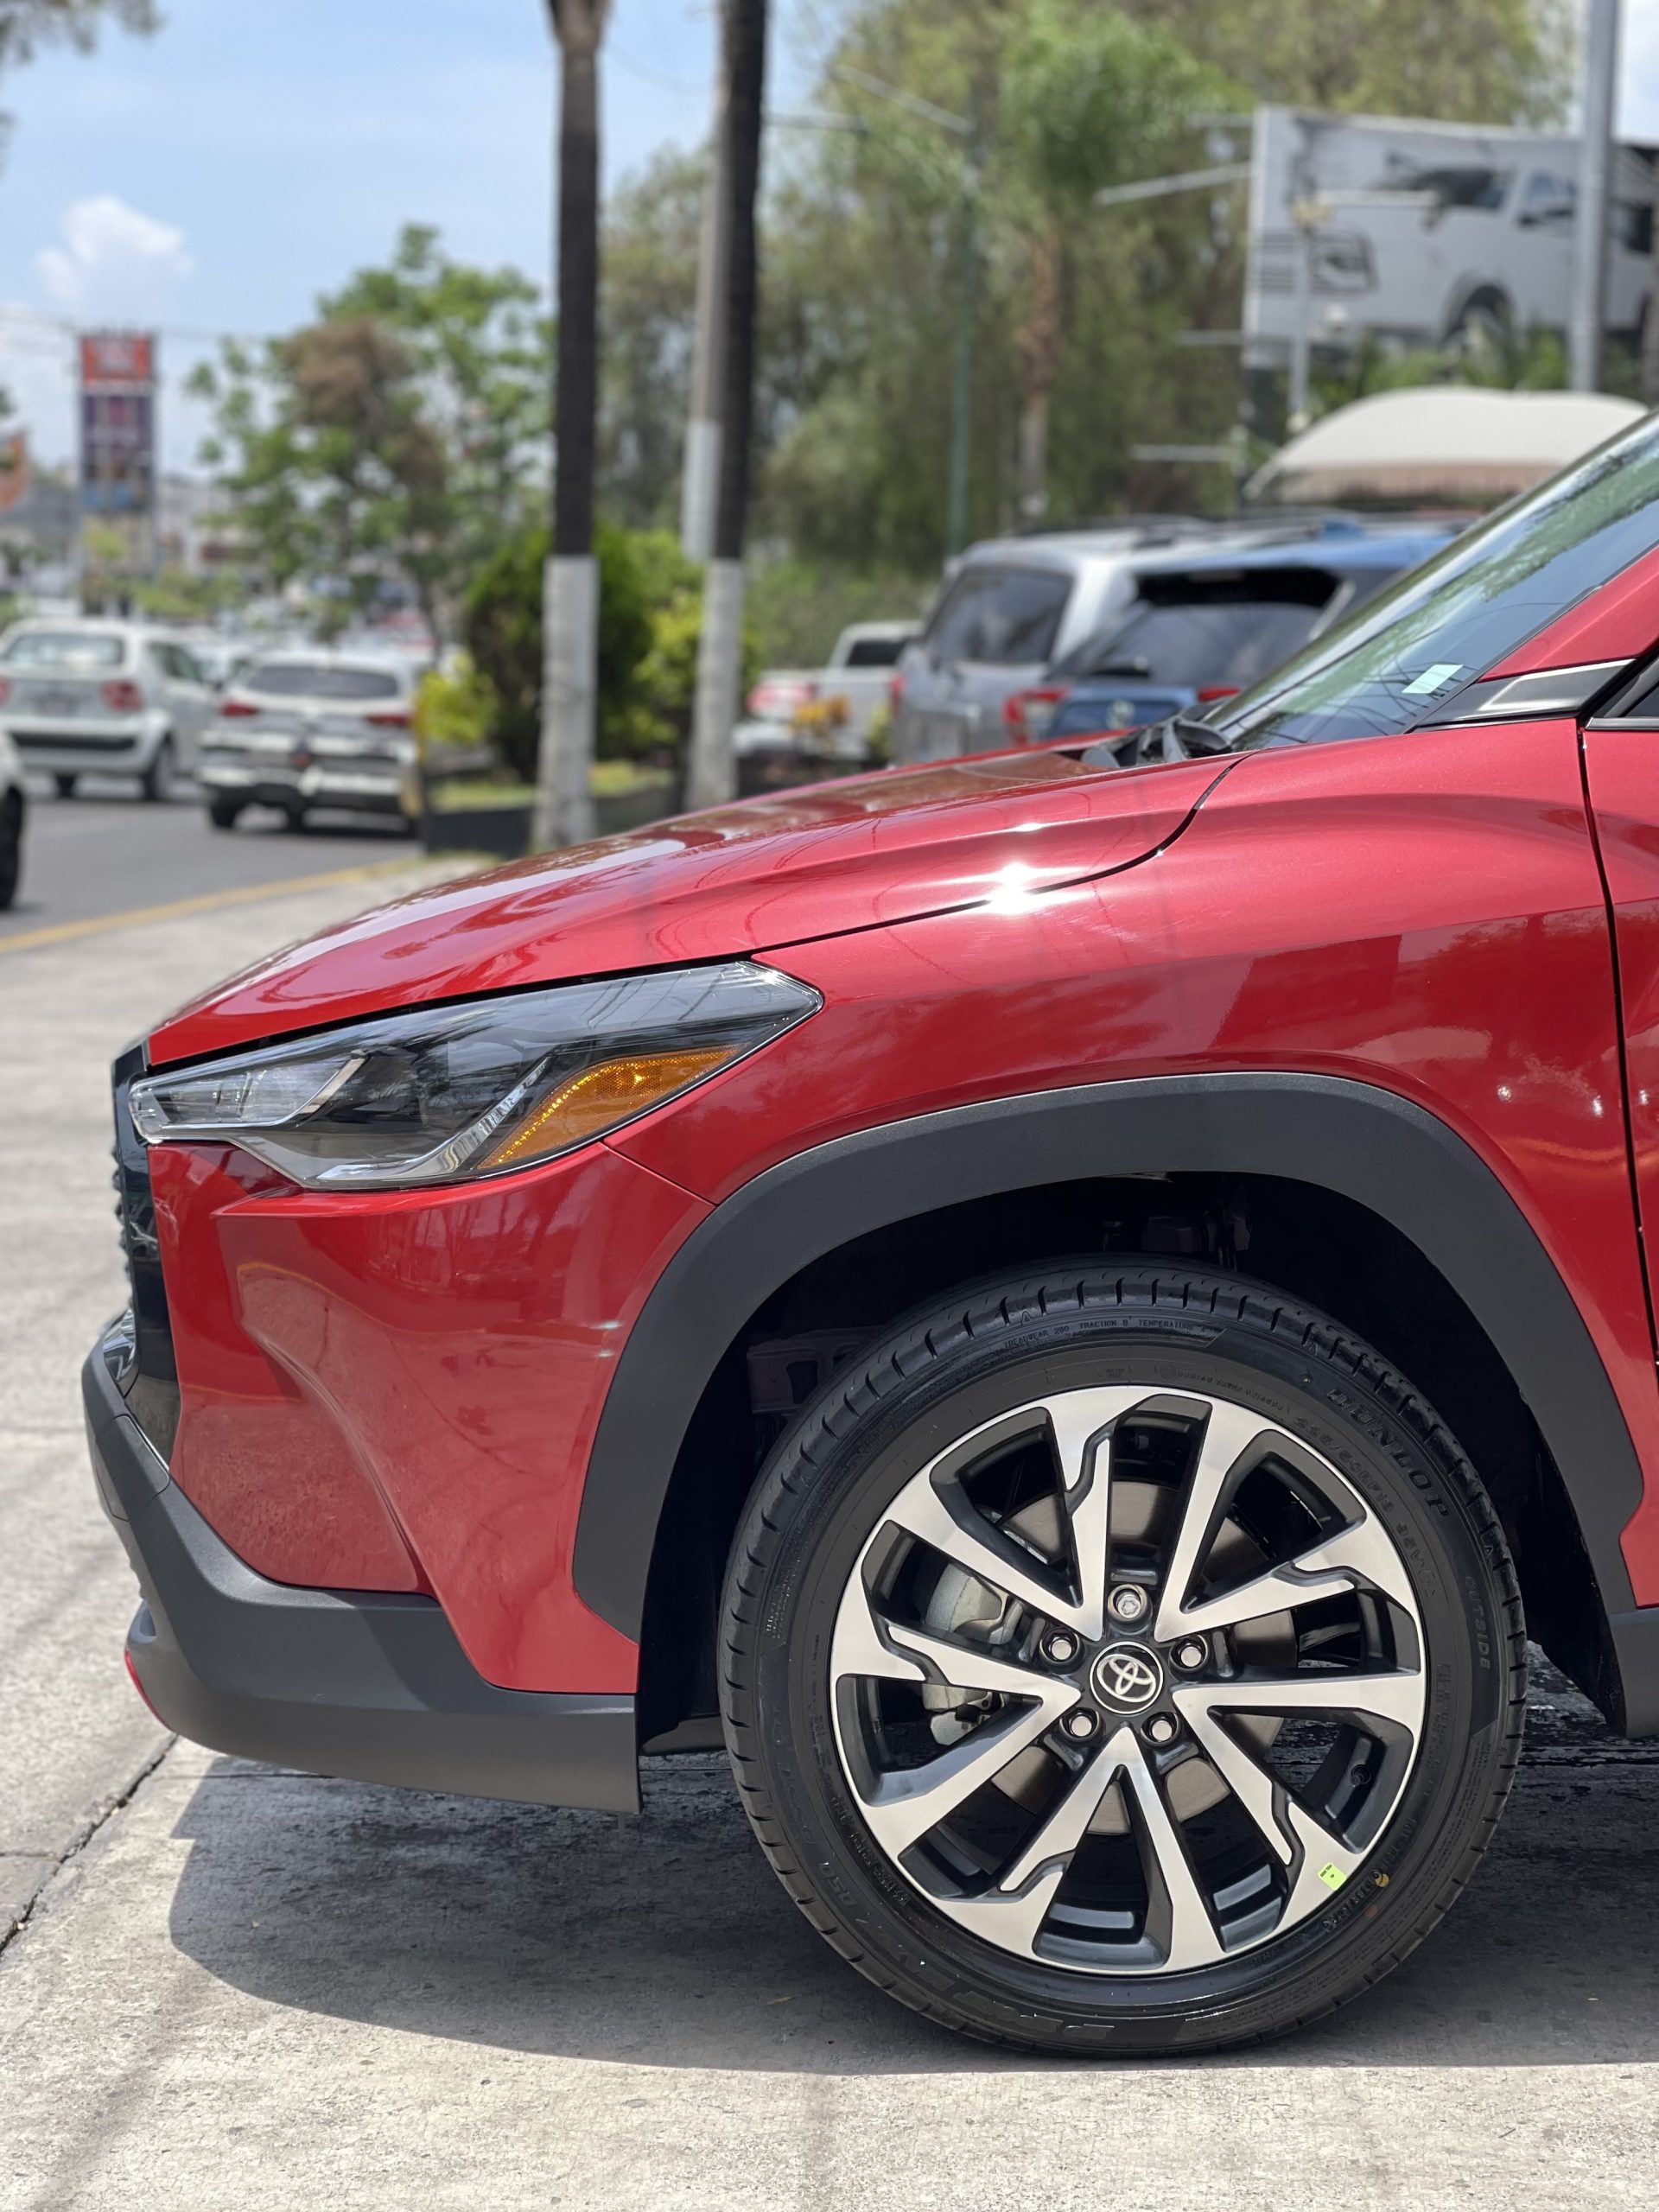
left=111, top=1042, right=180, bottom=1459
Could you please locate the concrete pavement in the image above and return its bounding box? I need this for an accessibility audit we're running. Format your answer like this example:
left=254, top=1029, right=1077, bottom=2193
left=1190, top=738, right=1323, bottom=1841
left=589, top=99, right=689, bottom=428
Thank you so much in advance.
left=3, top=842, right=1659, bottom=2210
left=0, top=853, right=455, bottom=1941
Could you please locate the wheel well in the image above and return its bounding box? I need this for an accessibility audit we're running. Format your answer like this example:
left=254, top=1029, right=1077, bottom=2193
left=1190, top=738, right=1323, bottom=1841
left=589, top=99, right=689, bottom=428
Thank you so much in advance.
left=636, top=1171, right=1616, bottom=1745
left=1444, top=283, right=1514, bottom=341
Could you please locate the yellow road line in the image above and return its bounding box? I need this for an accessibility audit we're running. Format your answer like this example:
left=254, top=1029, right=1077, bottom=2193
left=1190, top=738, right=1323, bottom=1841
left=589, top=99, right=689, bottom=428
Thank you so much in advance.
left=0, top=857, right=423, bottom=957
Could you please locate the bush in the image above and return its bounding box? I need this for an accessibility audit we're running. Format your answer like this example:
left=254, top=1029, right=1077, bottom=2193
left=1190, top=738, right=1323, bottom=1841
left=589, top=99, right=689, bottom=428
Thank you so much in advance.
left=744, top=557, right=931, bottom=670
left=462, top=519, right=663, bottom=782
left=415, top=653, right=497, bottom=755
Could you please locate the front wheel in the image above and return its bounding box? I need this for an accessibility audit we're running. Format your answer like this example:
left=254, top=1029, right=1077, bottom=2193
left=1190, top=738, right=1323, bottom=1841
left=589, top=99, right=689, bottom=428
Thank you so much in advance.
left=721, top=1263, right=1524, bottom=2056
left=207, top=794, right=243, bottom=831
left=138, top=734, right=174, bottom=803
left=53, top=772, right=77, bottom=800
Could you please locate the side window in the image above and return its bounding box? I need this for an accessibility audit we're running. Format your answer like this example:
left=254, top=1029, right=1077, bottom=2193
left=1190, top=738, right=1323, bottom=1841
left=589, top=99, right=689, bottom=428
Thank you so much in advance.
left=925, top=568, right=1072, bottom=667
left=147, top=644, right=176, bottom=682
left=1517, top=171, right=1575, bottom=230
left=841, top=635, right=907, bottom=669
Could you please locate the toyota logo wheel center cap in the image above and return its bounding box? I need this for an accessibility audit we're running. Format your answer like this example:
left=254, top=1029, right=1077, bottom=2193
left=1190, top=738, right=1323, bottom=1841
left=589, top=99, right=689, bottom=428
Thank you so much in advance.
left=1090, top=1641, right=1165, bottom=1714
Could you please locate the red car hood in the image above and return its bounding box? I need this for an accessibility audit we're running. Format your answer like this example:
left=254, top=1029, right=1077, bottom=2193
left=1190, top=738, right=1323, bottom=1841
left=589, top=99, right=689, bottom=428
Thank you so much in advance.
left=149, top=751, right=1230, bottom=1064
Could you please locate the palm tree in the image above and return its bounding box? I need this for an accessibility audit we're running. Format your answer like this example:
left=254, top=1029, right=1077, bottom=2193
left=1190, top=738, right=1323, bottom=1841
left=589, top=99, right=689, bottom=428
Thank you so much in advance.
left=536, top=0, right=612, bottom=849
left=684, top=0, right=768, bottom=810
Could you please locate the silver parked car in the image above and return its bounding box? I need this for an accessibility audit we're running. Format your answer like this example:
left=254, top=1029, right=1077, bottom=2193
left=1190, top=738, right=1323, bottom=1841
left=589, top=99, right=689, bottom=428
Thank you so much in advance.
left=198, top=651, right=420, bottom=833
left=891, top=522, right=1220, bottom=765
left=0, top=620, right=215, bottom=800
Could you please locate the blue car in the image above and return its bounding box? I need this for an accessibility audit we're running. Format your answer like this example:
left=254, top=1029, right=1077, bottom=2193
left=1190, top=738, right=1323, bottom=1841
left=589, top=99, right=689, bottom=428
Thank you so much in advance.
left=1021, top=520, right=1456, bottom=743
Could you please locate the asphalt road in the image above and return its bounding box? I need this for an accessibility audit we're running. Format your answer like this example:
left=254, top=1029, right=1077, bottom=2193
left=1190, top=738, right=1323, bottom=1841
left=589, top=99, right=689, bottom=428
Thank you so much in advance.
left=1, top=775, right=420, bottom=945
left=2, top=850, right=1657, bottom=2209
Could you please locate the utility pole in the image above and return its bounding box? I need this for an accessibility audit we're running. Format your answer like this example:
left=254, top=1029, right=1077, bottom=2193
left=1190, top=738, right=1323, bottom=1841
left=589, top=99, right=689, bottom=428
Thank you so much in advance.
left=944, top=91, right=982, bottom=559
left=536, top=0, right=612, bottom=854
left=684, top=0, right=767, bottom=812
left=1569, top=0, right=1621, bottom=393
left=681, top=59, right=731, bottom=559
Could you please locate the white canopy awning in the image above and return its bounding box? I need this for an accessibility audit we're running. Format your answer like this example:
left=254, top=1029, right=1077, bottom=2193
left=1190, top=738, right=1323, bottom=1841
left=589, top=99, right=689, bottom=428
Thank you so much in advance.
left=1247, top=387, right=1646, bottom=508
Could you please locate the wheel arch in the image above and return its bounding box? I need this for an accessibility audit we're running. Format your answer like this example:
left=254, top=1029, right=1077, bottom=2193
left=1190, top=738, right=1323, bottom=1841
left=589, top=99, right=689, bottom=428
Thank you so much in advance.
left=576, top=1073, right=1657, bottom=1733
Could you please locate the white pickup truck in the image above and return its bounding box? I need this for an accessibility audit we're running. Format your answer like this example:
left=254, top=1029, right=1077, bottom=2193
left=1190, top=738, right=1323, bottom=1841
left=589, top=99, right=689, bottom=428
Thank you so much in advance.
left=736, top=620, right=918, bottom=766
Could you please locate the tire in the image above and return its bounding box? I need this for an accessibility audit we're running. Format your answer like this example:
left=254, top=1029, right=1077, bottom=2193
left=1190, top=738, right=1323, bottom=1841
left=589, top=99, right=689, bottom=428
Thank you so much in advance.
left=53, top=773, right=77, bottom=800
left=207, top=794, right=243, bottom=831
left=1447, top=289, right=1513, bottom=360
left=721, top=1262, right=1524, bottom=2056
left=282, top=804, right=308, bottom=833
left=0, top=793, right=21, bottom=909
left=139, top=734, right=173, bottom=804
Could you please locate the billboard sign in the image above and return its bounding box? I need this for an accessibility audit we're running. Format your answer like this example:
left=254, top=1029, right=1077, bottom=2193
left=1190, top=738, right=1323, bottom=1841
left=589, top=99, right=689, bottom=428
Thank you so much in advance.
left=1243, top=106, right=1656, bottom=369
left=79, top=329, right=156, bottom=517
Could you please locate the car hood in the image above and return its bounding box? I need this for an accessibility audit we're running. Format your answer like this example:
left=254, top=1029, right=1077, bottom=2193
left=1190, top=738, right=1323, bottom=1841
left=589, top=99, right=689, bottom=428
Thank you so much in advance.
left=148, top=750, right=1231, bottom=1064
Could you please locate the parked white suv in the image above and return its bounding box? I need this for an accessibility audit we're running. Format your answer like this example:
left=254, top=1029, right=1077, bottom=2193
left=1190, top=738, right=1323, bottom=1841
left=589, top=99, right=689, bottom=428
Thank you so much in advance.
left=0, top=620, right=215, bottom=800
left=198, top=651, right=420, bottom=832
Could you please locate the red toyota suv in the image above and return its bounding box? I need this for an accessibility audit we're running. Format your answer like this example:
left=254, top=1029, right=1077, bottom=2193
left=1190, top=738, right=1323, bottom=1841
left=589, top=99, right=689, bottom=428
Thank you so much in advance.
left=87, top=417, right=1659, bottom=2056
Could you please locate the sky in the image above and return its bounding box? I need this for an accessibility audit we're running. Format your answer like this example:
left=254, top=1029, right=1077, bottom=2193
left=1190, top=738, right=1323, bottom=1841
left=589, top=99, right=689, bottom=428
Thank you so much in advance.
left=0, top=0, right=821, bottom=471
left=1, top=0, right=1657, bottom=477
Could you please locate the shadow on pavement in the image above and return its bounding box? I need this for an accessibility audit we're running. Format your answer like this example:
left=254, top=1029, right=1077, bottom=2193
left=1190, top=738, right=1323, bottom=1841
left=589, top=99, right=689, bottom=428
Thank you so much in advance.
left=163, top=1709, right=1659, bottom=2075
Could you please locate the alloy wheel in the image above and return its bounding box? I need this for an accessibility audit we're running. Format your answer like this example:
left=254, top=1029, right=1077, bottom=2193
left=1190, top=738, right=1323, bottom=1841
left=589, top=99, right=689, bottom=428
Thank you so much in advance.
left=827, top=1386, right=1427, bottom=1976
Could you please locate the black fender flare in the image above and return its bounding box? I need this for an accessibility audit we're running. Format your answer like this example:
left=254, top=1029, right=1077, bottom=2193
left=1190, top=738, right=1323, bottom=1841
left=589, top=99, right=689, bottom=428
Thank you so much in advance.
left=576, top=1071, right=1658, bottom=1729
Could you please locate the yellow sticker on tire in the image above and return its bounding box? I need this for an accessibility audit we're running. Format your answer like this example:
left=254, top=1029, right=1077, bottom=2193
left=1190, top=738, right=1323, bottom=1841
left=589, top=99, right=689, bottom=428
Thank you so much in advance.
left=1319, top=1863, right=1346, bottom=1891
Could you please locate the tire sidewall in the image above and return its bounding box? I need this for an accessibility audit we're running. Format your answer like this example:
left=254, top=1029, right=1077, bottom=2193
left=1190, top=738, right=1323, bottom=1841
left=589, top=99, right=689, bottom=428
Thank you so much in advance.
left=735, top=1283, right=1513, bottom=2051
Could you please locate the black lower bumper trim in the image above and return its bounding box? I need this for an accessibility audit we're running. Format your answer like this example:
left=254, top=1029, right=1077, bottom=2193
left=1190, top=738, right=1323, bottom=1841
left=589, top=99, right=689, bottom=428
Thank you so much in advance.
left=82, top=1338, right=639, bottom=1813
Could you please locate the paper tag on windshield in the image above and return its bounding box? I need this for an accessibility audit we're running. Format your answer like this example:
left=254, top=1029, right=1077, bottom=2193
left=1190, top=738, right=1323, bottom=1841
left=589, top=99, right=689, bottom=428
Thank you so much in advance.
left=1402, top=663, right=1463, bottom=696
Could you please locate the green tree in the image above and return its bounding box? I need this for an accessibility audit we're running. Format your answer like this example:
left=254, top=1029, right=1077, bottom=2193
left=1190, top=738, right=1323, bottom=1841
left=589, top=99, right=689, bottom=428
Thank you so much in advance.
left=1123, top=0, right=1569, bottom=126
left=1001, top=0, right=1239, bottom=513
left=191, top=315, right=447, bottom=639
left=741, top=0, right=1570, bottom=563
left=188, top=230, right=549, bottom=643
left=321, top=223, right=549, bottom=582
left=600, top=151, right=703, bottom=530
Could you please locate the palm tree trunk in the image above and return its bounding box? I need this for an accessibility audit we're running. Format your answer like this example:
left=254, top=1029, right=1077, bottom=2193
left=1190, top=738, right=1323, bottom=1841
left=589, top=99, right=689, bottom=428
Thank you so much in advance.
left=536, top=0, right=608, bottom=850
left=685, top=0, right=768, bottom=811
left=1016, top=217, right=1063, bottom=524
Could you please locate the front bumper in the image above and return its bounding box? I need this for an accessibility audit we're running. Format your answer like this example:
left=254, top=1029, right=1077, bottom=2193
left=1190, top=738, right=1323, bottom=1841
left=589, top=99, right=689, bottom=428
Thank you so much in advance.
left=199, top=753, right=409, bottom=812
left=9, top=717, right=156, bottom=769
left=83, top=1320, right=639, bottom=1811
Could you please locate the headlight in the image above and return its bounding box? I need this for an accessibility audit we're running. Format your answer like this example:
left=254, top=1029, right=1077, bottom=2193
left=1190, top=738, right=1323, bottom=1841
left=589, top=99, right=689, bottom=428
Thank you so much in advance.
left=129, top=961, right=819, bottom=1190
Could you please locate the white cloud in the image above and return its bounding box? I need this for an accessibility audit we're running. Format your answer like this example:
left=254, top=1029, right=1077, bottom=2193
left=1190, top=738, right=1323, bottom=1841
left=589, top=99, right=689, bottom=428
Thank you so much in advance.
left=36, top=194, right=193, bottom=319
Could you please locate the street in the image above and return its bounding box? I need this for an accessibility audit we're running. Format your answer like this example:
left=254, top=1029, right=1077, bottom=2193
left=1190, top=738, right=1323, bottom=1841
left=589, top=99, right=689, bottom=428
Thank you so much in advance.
left=2, top=820, right=1658, bottom=2210
left=1, top=779, right=419, bottom=947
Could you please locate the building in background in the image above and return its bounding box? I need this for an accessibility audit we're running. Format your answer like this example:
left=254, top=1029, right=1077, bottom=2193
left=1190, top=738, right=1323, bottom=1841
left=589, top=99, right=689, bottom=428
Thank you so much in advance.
left=156, top=473, right=244, bottom=578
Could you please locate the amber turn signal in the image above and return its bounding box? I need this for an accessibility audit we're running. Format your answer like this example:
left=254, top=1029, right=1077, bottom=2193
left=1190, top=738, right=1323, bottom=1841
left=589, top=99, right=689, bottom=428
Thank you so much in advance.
left=479, top=1046, right=736, bottom=1171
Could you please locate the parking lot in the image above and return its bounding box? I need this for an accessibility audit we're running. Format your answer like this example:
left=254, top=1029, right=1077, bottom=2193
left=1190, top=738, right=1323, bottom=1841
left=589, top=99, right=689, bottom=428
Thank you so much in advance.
left=2, top=803, right=1657, bottom=2211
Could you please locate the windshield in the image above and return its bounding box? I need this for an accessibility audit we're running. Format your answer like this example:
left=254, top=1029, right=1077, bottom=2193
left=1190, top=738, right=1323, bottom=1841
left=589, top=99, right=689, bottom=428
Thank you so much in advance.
left=1067, top=596, right=1327, bottom=691
left=1210, top=414, right=1659, bottom=751
left=3, top=629, right=126, bottom=669
left=924, top=566, right=1072, bottom=667
left=244, top=661, right=403, bottom=700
